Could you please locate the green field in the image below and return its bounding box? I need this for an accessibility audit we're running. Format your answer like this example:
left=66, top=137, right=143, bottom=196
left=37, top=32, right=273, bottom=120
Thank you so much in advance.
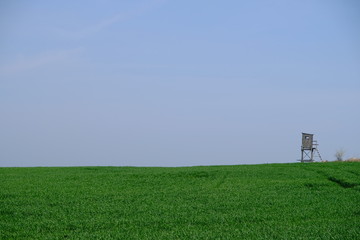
left=1, top=162, right=359, bottom=239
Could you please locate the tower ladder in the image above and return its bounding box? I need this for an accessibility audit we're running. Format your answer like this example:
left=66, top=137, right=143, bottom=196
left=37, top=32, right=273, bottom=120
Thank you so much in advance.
left=315, top=148, right=323, bottom=162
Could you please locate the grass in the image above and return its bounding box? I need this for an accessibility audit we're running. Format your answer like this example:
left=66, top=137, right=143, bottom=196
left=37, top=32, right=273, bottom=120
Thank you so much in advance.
left=1, top=162, right=360, bottom=239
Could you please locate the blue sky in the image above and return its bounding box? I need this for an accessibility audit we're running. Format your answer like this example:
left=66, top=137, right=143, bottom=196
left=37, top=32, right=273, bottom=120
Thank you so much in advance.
left=1, top=0, right=359, bottom=167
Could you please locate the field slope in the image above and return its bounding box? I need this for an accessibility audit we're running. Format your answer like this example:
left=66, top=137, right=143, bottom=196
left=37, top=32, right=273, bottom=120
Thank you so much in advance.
left=1, top=162, right=360, bottom=239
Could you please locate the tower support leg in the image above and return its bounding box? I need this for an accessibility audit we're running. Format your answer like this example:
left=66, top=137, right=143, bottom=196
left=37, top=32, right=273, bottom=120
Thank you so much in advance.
left=301, top=150, right=304, bottom=163
left=311, top=149, right=314, bottom=162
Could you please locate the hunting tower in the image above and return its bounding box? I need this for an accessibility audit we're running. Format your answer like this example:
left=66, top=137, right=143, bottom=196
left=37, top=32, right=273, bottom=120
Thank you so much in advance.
left=300, top=133, right=322, bottom=162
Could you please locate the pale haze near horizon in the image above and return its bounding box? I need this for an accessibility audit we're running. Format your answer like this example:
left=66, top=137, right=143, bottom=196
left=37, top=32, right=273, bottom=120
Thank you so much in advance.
left=1, top=0, right=359, bottom=167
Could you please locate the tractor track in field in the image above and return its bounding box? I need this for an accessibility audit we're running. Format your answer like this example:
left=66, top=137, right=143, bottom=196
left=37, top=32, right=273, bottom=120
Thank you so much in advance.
left=310, top=169, right=359, bottom=190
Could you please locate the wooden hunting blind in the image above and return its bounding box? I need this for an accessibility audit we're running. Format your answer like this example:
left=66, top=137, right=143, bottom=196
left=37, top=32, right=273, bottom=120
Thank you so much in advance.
left=302, top=133, right=313, bottom=150
left=300, top=133, right=323, bottom=162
